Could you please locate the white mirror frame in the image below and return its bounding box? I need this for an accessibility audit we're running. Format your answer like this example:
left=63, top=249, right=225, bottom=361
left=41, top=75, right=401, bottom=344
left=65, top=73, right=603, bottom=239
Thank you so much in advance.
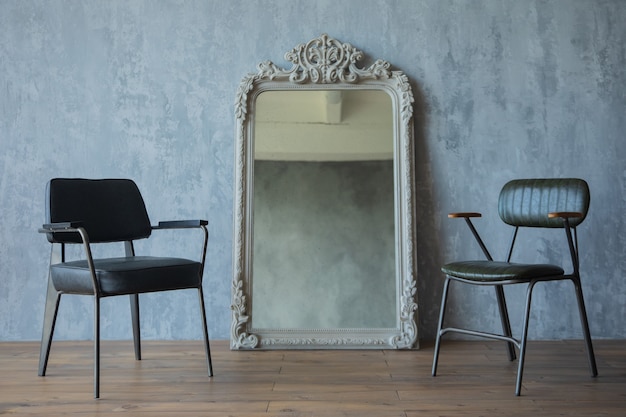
left=231, top=34, right=418, bottom=349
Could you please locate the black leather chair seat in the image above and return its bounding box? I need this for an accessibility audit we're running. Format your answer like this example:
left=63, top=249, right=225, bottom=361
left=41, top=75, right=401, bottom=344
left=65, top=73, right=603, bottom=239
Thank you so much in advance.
left=442, top=260, right=564, bottom=282
left=51, top=256, right=202, bottom=296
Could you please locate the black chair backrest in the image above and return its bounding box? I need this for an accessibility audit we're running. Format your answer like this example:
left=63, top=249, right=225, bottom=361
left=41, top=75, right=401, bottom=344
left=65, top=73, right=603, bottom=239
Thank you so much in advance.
left=46, top=178, right=152, bottom=243
left=498, top=178, right=590, bottom=228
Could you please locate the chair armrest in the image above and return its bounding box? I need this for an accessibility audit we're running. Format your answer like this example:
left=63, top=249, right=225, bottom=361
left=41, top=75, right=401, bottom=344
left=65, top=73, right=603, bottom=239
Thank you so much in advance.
left=548, top=212, right=583, bottom=219
left=448, top=212, right=482, bottom=219
left=152, top=220, right=209, bottom=275
left=152, top=220, right=208, bottom=230
left=549, top=212, right=583, bottom=273
left=448, top=212, right=492, bottom=260
left=39, top=221, right=84, bottom=233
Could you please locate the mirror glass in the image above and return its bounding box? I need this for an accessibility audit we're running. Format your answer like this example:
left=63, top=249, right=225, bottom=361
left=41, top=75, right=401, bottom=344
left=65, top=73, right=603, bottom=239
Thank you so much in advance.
left=232, top=34, right=418, bottom=349
left=252, top=90, right=395, bottom=330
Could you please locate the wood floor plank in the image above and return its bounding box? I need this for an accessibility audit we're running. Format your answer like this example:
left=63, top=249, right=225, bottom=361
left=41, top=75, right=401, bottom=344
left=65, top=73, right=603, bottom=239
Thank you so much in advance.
left=0, top=339, right=624, bottom=416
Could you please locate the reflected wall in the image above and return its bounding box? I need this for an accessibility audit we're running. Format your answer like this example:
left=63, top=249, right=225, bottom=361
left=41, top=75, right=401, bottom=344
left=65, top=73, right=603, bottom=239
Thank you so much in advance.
left=252, top=159, right=396, bottom=329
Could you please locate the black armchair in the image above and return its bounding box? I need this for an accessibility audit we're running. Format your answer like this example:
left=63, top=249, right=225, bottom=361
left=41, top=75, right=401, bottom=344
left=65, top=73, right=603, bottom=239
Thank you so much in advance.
left=431, top=178, right=597, bottom=395
left=38, top=178, right=213, bottom=398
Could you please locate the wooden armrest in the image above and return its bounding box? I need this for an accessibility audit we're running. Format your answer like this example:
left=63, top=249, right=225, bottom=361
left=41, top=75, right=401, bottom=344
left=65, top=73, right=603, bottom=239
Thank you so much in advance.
left=548, top=212, right=583, bottom=219
left=448, top=212, right=482, bottom=219
left=153, top=220, right=208, bottom=229
left=448, top=212, right=491, bottom=259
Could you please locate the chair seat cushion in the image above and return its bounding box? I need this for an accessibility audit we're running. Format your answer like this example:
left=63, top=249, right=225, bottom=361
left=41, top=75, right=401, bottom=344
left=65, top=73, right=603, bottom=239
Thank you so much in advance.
left=51, top=256, right=202, bottom=296
left=441, top=260, right=565, bottom=282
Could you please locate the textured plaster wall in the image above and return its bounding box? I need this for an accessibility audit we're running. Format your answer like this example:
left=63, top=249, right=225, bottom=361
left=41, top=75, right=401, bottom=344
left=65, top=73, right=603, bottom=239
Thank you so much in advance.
left=1, top=0, right=624, bottom=342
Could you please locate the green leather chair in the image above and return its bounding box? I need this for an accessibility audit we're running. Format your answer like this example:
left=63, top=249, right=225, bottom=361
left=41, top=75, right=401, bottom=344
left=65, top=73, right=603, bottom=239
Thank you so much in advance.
left=431, top=178, right=598, bottom=395
left=38, top=178, right=213, bottom=398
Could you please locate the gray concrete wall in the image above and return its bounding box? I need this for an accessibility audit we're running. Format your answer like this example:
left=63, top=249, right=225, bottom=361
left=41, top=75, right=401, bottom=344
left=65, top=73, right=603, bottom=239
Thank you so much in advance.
left=1, top=0, right=624, bottom=342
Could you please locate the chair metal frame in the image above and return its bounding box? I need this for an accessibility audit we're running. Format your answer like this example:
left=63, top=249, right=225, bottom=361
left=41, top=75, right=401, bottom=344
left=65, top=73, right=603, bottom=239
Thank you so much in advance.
left=431, top=179, right=598, bottom=396
left=38, top=184, right=213, bottom=399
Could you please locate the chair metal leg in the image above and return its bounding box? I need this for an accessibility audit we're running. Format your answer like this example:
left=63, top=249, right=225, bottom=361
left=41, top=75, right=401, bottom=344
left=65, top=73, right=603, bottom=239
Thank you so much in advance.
left=432, top=277, right=451, bottom=377
left=572, top=278, right=598, bottom=376
left=197, top=287, right=213, bottom=376
left=94, top=296, right=101, bottom=399
left=495, top=285, right=517, bottom=361
left=130, top=294, right=141, bottom=361
left=515, top=281, right=537, bottom=396
left=38, top=277, right=61, bottom=376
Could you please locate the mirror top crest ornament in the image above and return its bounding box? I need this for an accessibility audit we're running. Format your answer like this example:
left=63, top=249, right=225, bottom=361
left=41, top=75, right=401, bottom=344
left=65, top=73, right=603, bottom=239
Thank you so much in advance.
left=232, top=34, right=418, bottom=350
left=258, top=33, right=393, bottom=84
left=235, top=34, right=414, bottom=117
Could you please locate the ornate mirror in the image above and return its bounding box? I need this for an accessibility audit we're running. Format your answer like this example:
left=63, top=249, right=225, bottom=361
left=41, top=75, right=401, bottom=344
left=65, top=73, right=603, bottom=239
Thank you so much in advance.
left=231, top=34, right=418, bottom=349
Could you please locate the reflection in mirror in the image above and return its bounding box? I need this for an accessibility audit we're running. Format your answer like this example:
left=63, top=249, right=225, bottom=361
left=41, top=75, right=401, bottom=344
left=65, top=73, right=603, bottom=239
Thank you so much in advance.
left=232, top=34, right=418, bottom=349
left=252, top=90, right=395, bottom=330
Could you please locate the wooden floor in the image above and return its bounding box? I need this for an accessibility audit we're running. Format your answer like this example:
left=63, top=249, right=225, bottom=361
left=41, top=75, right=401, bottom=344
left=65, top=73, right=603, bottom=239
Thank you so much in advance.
left=0, top=339, right=624, bottom=416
